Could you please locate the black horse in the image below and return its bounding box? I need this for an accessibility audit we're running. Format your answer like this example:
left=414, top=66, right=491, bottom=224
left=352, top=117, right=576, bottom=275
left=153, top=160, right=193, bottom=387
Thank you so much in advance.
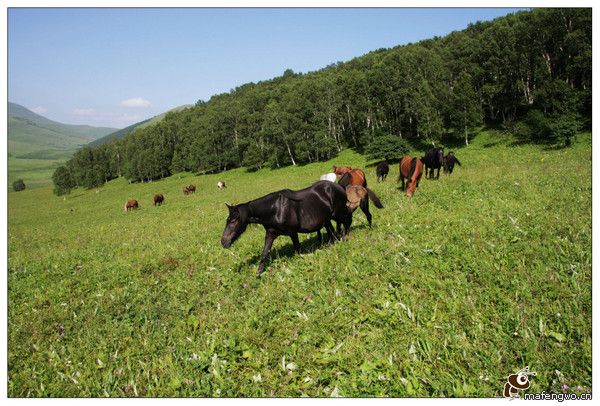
left=422, top=147, right=444, bottom=179
left=376, top=161, right=389, bottom=182
left=221, top=180, right=351, bottom=275
left=443, top=151, right=462, bottom=174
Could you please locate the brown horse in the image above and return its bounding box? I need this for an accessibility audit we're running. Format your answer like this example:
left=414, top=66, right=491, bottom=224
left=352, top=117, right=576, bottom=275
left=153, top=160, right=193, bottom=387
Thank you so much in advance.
left=398, top=156, right=424, bottom=197
left=334, top=166, right=367, bottom=187
left=188, top=184, right=196, bottom=193
left=183, top=186, right=190, bottom=195
left=124, top=199, right=139, bottom=212
left=152, top=193, right=164, bottom=206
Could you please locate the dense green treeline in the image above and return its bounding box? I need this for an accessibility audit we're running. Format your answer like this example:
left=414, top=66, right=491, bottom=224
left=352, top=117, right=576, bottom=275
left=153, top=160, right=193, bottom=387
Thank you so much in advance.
left=53, top=8, right=591, bottom=195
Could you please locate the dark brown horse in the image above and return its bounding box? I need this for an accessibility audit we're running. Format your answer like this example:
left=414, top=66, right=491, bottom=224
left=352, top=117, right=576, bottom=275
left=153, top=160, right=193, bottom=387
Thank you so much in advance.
left=422, top=148, right=444, bottom=179
left=376, top=161, right=389, bottom=182
left=124, top=199, right=139, bottom=212
left=187, top=184, right=196, bottom=193
left=398, top=156, right=424, bottom=197
left=221, top=181, right=351, bottom=275
left=152, top=193, right=164, bottom=206
left=443, top=152, right=461, bottom=174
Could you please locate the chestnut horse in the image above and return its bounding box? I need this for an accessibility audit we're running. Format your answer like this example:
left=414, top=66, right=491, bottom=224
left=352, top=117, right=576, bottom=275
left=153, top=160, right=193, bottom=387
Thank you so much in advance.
left=152, top=193, right=164, bottom=206
left=124, top=199, right=139, bottom=212
left=398, top=156, right=424, bottom=197
left=333, top=166, right=367, bottom=187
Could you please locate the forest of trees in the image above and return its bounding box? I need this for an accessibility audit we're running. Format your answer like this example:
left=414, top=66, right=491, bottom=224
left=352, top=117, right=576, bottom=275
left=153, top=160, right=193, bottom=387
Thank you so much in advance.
left=53, top=8, right=591, bottom=195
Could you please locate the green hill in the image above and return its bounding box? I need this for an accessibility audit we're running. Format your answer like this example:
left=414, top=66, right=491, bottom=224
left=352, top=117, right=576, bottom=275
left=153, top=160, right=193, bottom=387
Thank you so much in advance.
left=8, top=102, right=117, bottom=159
left=89, top=104, right=192, bottom=147
left=7, top=102, right=118, bottom=189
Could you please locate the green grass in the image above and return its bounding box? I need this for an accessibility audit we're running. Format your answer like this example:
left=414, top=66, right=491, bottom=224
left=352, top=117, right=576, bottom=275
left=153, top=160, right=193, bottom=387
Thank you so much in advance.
left=7, top=157, right=65, bottom=190
left=8, top=131, right=591, bottom=397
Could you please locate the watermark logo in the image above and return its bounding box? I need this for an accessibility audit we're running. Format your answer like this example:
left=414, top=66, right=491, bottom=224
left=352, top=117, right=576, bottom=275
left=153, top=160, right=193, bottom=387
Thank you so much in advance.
left=504, top=366, right=537, bottom=399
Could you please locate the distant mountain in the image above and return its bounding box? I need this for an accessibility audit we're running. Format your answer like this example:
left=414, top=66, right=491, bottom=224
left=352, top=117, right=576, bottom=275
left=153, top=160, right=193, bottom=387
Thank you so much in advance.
left=8, top=102, right=118, bottom=160
left=89, top=104, right=192, bottom=147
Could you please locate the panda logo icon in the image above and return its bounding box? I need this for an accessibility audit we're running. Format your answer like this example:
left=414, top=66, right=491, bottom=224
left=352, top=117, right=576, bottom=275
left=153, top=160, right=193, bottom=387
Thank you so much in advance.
left=504, top=366, right=536, bottom=398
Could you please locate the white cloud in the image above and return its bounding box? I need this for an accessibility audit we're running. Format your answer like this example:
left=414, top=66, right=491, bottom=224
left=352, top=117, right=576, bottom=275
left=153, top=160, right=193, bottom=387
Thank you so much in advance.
left=120, top=97, right=151, bottom=108
left=73, top=108, right=96, bottom=116
left=30, top=106, right=48, bottom=114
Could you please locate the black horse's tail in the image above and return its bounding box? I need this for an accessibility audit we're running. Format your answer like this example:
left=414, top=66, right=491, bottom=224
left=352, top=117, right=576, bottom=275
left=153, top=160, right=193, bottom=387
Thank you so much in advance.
left=366, top=188, right=383, bottom=209
left=455, top=156, right=462, bottom=166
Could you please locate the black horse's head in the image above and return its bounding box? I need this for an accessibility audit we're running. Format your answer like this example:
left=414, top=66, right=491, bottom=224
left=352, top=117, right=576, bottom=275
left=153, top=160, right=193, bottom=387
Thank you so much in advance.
left=221, top=204, right=248, bottom=248
left=436, top=148, right=444, bottom=165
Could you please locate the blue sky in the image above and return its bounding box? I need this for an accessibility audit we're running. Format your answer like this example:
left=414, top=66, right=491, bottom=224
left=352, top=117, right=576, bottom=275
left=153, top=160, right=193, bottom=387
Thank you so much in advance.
left=8, top=8, right=526, bottom=129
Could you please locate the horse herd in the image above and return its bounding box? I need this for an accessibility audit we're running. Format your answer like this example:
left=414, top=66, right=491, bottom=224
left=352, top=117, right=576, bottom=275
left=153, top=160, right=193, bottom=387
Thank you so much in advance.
left=123, top=181, right=226, bottom=212
left=221, top=147, right=461, bottom=275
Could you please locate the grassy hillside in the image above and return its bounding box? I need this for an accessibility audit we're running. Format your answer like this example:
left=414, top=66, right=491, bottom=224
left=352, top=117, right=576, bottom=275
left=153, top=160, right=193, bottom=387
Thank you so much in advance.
left=89, top=104, right=192, bottom=147
left=8, top=102, right=116, bottom=159
left=8, top=131, right=591, bottom=397
left=7, top=102, right=118, bottom=189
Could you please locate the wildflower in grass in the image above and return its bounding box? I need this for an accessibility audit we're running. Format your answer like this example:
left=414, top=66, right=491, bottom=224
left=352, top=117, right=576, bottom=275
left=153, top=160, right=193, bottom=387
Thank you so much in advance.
left=561, top=384, right=569, bottom=391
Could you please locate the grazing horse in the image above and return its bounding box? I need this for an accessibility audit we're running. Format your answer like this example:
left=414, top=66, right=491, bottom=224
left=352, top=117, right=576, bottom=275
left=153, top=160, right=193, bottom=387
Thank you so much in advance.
left=152, top=193, right=164, bottom=206
left=187, top=184, right=196, bottom=193
left=320, top=173, right=337, bottom=182
left=217, top=181, right=226, bottom=189
left=124, top=199, right=139, bottom=212
left=398, top=156, right=424, bottom=197
left=183, top=186, right=190, bottom=195
left=376, top=161, right=389, bottom=182
left=344, top=185, right=384, bottom=229
left=221, top=180, right=351, bottom=275
left=337, top=168, right=367, bottom=188
left=422, top=148, right=444, bottom=179
left=443, top=152, right=462, bottom=174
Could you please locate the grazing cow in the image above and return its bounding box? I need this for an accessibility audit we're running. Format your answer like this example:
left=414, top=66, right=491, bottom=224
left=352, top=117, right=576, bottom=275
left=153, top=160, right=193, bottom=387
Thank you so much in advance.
left=221, top=180, right=351, bottom=275
left=398, top=156, right=424, bottom=197
left=187, top=184, right=196, bottom=193
left=217, top=181, right=226, bottom=189
left=152, top=193, right=164, bottom=206
left=422, top=148, right=444, bottom=179
left=443, top=152, right=462, bottom=174
left=319, top=173, right=337, bottom=182
left=124, top=199, right=139, bottom=212
left=376, top=161, right=389, bottom=182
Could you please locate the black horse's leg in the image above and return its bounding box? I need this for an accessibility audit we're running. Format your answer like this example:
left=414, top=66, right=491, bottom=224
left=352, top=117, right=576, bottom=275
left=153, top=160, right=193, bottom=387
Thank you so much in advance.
left=326, top=221, right=338, bottom=242
left=360, top=198, right=372, bottom=228
left=316, top=229, right=323, bottom=245
left=436, top=167, right=440, bottom=179
left=257, top=231, right=277, bottom=276
left=290, top=232, right=301, bottom=254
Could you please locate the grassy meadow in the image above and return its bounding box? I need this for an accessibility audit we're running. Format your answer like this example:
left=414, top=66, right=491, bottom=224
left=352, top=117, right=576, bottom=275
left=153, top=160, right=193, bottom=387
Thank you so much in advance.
left=7, top=130, right=591, bottom=397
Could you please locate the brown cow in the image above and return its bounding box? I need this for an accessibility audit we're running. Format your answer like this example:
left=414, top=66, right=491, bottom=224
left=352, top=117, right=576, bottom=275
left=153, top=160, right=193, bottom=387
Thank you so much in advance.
left=152, top=193, right=164, bottom=206
left=124, top=199, right=139, bottom=212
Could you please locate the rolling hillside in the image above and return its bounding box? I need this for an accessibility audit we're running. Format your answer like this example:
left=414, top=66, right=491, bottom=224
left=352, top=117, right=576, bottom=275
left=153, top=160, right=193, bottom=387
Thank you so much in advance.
left=7, top=102, right=118, bottom=189
left=8, top=102, right=117, bottom=159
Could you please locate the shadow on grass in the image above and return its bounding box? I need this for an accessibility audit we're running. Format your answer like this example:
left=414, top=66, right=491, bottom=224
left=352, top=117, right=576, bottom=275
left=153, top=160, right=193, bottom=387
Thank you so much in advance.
left=234, top=223, right=373, bottom=274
